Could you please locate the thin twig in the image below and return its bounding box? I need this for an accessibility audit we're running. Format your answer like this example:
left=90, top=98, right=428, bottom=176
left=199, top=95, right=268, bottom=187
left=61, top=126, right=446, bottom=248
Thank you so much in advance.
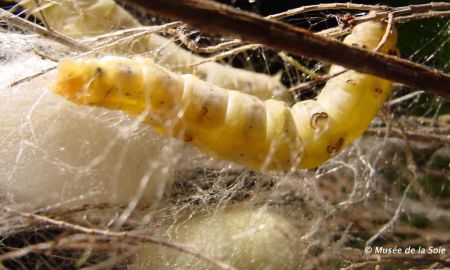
left=0, top=235, right=134, bottom=263
left=85, top=21, right=183, bottom=55
left=359, top=2, right=450, bottom=23
left=364, top=127, right=450, bottom=144
left=394, top=10, right=450, bottom=22
left=278, top=52, right=321, bottom=80
left=366, top=185, right=411, bottom=247
left=0, top=9, right=90, bottom=52
left=321, top=3, right=450, bottom=37
left=267, top=3, right=391, bottom=20
left=32, top=0, right=51, bottom=29
left=32, top=48, right=59, bottom=62
left=289, top=69, right=348, bottom=93
left=342, top=254, right=450, bottom=270
left=387, top=91, right=424, bottom=106
left=317, top=10, right=450, bottom=39
left=124, top=0, right=450, bottom=98
left=188, top=44, right=263, bottom=67
left=10, top=66, right=57, bottom=87
left=374, top=12, right=394, bottom=52
left=395, top=120, right=433, bottom=202
left=82, top=23, right=182, bottom=45
left=4, top=208, right=236, bottom=270
left=168, top=28, right=242, bottom=53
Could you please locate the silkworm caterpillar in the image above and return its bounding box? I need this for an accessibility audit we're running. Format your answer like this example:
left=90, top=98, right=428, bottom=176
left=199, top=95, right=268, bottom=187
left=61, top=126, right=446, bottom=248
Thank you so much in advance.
left=52, top=21, right=397, bottom=171
left=15, top=0, right=291, bottom=102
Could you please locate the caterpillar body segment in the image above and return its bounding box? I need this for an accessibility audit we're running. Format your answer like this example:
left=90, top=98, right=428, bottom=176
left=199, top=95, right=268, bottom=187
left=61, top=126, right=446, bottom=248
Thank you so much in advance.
left=55, top=57, right=301, bottom=170
left=16, top=0, right=291, bottom=102
left=291, top=22, right=397, bottom=168
left=53, top=21, right=397, bottom=171
left=16, top=0, right=140, bottom=37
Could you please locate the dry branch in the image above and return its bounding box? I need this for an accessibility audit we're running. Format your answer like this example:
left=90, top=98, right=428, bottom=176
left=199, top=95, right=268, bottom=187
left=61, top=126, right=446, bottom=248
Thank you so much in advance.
left=267, top=3, right=390, bottom=20
left=124, top=0, right=450, bottom=99
left=3, top=208, right=236, bottom=270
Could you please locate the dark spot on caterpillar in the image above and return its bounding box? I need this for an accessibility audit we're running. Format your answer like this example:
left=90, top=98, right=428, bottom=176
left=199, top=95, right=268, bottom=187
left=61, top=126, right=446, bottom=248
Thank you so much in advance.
left=374, top=88, right=383, bottom=94
left=200, top=106, right=208, bottom=116
left=183, top=131, right=193, bottom=142
left=240, top=153, right=244, bottom=157
left=249, top=125, right=253, bottom=129
left=209, top=87, right=214, bottom=92
left=160, top=101, right=165, bottom=105
left=244, top=81, right=253, bottom=89
left=311, top=112, right=328, bottom=130
left=388, top=49, right=399, bottom=56
left=96, top=67, right=103, bottom=77
left=346, top=79, right=357, bottom=86
left=125, top=92, right=131, bottom=96
left=327, top=137, right=344, bottom=155
left=102, top=88, right=114, bottom=100
left=351, top=43, right=367, bottom=50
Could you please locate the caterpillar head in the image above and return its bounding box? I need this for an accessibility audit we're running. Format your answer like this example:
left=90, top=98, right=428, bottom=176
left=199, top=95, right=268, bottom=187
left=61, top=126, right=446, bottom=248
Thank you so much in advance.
left=53, top=57, right=184, bottom=117
left=53, top=57, right=146, bottom=114
left=53, top=58, right=111, bottom=105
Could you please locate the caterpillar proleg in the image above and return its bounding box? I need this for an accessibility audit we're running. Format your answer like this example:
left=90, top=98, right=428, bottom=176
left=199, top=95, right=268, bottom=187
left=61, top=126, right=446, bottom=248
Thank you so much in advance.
left=15, top=0, right=291, bottom=102
left=53, top=21, right=397, bottom=171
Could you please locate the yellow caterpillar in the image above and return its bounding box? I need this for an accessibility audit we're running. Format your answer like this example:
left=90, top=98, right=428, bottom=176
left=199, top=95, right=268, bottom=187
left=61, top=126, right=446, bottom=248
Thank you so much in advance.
left=53, top=21, right=397, bottom=171
left=15, top=0, right=291, bottom=102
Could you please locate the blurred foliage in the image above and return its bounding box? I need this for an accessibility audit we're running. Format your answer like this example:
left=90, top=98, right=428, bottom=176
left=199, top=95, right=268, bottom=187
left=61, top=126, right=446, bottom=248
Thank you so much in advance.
left=398, top=19, right=450, bottom=72
left=396, top=18, right=450, bottom=116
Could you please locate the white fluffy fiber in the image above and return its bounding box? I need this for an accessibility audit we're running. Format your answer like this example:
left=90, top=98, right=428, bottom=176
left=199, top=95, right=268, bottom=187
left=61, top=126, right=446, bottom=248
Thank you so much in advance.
left=132, top=208, right=302, bottom=270
left=0, top=33, right=181, bottom=210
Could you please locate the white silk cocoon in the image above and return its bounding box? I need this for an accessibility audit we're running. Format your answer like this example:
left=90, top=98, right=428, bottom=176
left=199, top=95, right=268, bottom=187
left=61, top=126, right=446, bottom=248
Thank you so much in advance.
left=0, top=33, right=180, bottom=210
left=132, top=208, right=302, bottom=270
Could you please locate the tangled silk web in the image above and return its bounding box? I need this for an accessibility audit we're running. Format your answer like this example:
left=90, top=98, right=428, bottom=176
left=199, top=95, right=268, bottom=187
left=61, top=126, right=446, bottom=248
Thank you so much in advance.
left=0, top=1, right=449, bottom=269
